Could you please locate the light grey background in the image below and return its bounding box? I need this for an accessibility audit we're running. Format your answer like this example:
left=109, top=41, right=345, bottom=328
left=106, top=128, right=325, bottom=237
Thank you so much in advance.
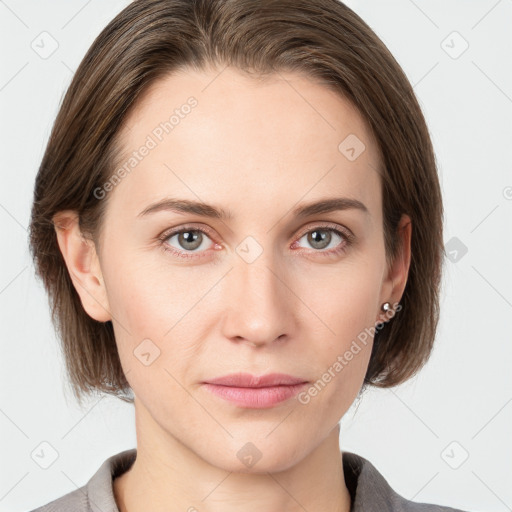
left=1, top=1, right=511, bottom=511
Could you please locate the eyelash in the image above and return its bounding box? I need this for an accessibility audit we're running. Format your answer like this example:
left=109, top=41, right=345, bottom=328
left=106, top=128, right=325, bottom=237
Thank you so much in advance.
left=157, top=223, right=355, bottom=260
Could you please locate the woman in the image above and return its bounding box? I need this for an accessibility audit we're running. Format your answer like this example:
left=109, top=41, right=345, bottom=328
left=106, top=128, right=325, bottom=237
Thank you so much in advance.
left=28, top=0, right=467, bottom=510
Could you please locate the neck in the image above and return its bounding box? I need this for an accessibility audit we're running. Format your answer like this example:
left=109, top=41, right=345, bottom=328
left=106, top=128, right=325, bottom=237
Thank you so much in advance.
left=114, top=398, right=352, bottom=512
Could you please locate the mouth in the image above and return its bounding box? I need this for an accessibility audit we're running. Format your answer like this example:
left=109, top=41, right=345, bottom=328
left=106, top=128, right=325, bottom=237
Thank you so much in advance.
left=201, top=372, right=309, bottom=409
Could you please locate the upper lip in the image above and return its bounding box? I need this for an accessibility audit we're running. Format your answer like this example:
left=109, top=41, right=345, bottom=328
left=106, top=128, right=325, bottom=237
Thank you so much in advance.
left=203, top=372, right=308, bottom=388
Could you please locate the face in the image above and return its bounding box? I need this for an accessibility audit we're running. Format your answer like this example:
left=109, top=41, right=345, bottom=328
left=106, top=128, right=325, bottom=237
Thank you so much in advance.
left=85, top=66, right=405, bottom=472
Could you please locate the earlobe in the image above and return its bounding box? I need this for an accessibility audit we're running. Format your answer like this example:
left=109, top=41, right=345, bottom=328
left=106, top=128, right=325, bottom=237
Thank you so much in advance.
left=53, top=210, right=112, bottom=323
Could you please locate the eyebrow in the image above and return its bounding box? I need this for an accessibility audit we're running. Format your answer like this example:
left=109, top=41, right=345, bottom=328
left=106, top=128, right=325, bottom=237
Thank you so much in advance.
left=137, top=197, right=369, bottom=220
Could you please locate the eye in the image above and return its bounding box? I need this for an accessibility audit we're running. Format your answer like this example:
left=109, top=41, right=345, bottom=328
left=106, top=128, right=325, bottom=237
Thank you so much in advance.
left=159, top=226, right=217, bottom=259
left=292, top=224, right=353, bottom=256
left=158, top=223, right=354, bottom=260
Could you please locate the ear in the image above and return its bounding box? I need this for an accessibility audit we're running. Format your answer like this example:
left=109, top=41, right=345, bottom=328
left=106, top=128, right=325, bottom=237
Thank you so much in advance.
left=377, top=213, right=412, bottom=323
left=53, top=210, right=112, bottom=323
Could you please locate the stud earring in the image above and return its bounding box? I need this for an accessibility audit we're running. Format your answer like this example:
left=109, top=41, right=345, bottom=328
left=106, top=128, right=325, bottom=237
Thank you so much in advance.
left=381, top=302, right=391, bottom=312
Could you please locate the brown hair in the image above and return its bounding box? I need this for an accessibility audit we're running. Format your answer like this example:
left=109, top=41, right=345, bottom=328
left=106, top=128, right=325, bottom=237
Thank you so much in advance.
left=29, top=0, right=444, bottom=406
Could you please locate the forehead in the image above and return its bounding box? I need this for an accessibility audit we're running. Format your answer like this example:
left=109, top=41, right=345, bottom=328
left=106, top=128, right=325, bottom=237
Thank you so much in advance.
left=110, top=66, right=382, bottom=224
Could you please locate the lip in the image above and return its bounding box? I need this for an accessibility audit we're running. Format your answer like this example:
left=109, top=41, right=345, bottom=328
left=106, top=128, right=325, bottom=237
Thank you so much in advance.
left=201, top=372, right=309, bottom=409
left=203, top=372, right=307, bottom=388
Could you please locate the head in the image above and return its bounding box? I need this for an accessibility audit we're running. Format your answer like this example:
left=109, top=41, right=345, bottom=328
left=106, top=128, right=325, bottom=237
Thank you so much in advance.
left=29, top=0, right=444, bottom=471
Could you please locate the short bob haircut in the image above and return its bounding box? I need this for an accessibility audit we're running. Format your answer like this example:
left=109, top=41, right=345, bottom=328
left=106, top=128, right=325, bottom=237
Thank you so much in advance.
left=29, top=0, right=445, bottom=406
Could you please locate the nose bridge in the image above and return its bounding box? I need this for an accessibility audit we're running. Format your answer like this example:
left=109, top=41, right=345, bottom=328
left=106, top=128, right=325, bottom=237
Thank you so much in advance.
left=222, top=238, right=292, bottom=344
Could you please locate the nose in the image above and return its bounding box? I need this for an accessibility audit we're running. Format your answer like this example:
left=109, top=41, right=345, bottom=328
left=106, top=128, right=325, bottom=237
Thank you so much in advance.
left=220, top=247, right=297, bottom=348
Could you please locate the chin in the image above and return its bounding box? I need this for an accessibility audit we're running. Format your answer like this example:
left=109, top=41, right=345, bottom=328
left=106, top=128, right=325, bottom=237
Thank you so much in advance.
left=199, top=437, right=307, bottom=474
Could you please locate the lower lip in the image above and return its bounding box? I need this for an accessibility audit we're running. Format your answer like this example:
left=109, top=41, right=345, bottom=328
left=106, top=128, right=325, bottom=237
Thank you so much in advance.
left=202, top=382, right=309, bottom=408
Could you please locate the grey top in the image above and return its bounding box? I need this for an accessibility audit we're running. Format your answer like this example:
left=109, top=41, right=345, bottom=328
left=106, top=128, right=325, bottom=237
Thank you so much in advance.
left=29, top=448, right=468, bottom=512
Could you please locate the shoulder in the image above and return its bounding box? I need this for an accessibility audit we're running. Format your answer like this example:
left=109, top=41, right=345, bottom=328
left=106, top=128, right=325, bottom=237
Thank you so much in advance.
left=27, top=449, right=137, bottom=512
left=28, top=486, right=88, bottom=512
left=343, top=451, right=469, bottom=512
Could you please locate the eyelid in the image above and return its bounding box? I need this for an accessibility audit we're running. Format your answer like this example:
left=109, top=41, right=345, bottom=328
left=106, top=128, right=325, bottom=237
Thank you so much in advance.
left=158, top=223, right=218, bottom=242
left=294, top=221, right=354, bottom=242
left=159, top=221, right=352, bottom=242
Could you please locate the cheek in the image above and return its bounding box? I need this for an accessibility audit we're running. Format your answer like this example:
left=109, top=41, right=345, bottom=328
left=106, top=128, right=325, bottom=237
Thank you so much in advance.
left=102, top=255, right=212, bottom=386
left=104, top=253, right=208, bottom=338
left=294, top=258, right=383, bottom=344
left=106, top=268, right=198, bottom=414
left=291, top=260, right=381, bottom=401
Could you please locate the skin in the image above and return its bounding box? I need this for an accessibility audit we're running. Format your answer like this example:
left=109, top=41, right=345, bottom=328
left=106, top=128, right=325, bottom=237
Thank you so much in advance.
left=54, top=65, right=411, bottom=512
